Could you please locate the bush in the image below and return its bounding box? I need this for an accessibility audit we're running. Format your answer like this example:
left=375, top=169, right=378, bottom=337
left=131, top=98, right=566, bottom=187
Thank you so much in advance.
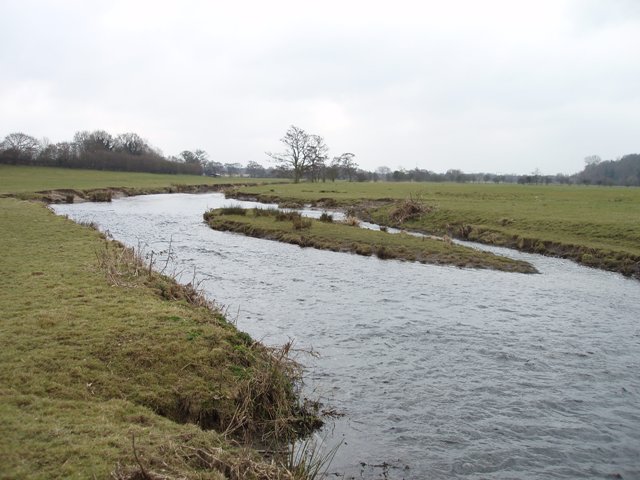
left=319, top=212, right=333, bottom=223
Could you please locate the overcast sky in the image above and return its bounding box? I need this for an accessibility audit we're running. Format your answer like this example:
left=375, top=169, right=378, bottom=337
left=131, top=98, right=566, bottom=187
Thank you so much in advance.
left=1, top=0, right=639, bottom=174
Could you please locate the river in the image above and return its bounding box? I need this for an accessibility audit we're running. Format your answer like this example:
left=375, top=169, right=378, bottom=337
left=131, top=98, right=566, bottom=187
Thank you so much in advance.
left=53, top=193, right=640, bottom=479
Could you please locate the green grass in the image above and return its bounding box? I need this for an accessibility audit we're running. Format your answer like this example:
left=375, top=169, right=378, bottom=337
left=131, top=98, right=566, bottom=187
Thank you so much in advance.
left=227, top=182, right=640, bottom=278
left=203, top=208, right=536, bottom=273
left=0, top=197, right=315, bottom=478
left=0, top=164, right=278, bottom=195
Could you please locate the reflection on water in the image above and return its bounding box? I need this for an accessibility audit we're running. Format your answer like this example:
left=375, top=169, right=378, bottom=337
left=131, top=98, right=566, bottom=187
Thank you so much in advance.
left=54, top=193, right=640, bottom=479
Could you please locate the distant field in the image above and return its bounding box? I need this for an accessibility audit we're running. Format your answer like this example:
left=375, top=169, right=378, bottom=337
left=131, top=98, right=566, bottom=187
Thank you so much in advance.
left=229, top=181, right=640, bottom=276
left=0, top=165, right=277, bottom=195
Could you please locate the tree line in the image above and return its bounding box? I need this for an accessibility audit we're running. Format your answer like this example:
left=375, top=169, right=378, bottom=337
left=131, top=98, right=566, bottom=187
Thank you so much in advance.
left=2, top=129, right=638, bottom=185
left=573, top=154, right=640, bottom=186
left=0, top=131, right=204, bottom=175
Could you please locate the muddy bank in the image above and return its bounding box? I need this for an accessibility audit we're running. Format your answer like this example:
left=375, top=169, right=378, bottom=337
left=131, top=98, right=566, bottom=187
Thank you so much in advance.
left=460, top=226, right=640, bottom=280
left=3, top=183, right=276, bottom=204
left=359, top=208, right=640, bottom=281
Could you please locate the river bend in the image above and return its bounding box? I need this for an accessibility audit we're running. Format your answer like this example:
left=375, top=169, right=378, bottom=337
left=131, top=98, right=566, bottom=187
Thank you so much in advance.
left=53, top=193, right=640, bottom=480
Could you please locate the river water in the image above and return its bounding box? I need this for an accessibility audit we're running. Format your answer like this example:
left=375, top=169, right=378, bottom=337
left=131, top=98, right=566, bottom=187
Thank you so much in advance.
left=53, top=193, right=640, bottom=480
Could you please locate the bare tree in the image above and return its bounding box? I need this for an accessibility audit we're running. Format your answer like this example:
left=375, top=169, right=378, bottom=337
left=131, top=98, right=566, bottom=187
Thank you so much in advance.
left=203, top=160, right=224, bottom=176
left=0, top=132, right=40, bottom=160
left=337, top=152, right=358, bottom=181
left=115, top=132, right=148, bottom=155
left=91, top=130, right=114, bottom=151
left=180, top=149, right=208, bottom=165
left=584, top=155, right=601, bottom=166
left=266, top=125, right=310, bottom=183
left=225, top=162, right=243, bottom=176
left=326, top=157, right=342, bottom=182
left=376, top=166, right=392, bottom=181
left=246, top=161, right=266, bottom=178
left=73, top=130, right=114, bottom=152
left=305, top=134, right=329, bottom=182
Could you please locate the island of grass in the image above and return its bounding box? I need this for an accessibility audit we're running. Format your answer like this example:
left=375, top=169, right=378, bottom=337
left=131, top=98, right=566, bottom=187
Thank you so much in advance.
left=203, top=207, right=537, bottom=273
left=225, top=182, right=640, bottom=279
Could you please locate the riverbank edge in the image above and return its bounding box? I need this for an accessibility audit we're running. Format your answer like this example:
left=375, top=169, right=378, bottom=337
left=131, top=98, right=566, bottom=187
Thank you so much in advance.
left=203, top=208, right=537, bottom=273
left=1, top=182, right=274, bottom=204
left=0, top=197, right=322, bottom=479
left=225, top=191, right=640, bottom=281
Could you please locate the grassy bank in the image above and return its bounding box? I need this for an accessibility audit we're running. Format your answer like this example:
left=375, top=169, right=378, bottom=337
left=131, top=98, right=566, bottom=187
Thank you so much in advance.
left=0, top=197, right=318, bottom=479
left=226, top=182, right=640, bottom=279
left=203, top=207, right=536, bottom=273
left=0, top=165, right=282, bottom=202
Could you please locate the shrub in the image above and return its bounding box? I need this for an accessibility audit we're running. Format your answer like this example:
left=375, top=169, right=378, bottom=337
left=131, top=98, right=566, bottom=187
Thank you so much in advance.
left=319, top=212, right=333, bottom=223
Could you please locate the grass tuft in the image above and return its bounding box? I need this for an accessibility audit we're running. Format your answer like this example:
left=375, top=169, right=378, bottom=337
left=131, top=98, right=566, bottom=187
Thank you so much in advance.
left=342, top=216, right=360, bottom=227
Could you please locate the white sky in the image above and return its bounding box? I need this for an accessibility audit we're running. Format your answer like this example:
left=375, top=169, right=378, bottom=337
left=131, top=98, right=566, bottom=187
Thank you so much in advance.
left=1, top=0, right=639, bottom=174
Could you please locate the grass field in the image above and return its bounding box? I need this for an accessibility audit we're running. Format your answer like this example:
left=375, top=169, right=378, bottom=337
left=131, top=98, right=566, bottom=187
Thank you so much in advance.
left=227, top=181, right=640, bottom=278
left=0, top=196, right=316, bottom=478
left=0, top=164, right=277, bottom=195
left=204, top=207, right=536, bottom=273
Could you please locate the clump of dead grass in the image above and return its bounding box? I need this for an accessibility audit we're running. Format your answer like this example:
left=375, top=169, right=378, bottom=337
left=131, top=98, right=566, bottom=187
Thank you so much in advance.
left=389, top=194, right=433, bottom=224
left=95, top=241, right=215, bottom=309
left=224, top=340, right=322, bottom=445
left=342, top=216, right=360, bottom=227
